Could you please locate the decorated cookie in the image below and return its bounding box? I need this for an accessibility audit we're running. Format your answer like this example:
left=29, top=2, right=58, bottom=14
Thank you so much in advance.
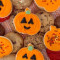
left=11, top=0, right=32, bottom=9
left=44, top=26, right=60, bottom=51
left=24, top=33, right=45, bottom=51
left=36, top=10, right=54, bottom=33
left=0, top=36, right=13, bottom=58
left=0, top=0, right=12, bottom=18
left=34, top=0, right=60, bottom=12
left=54, top=16, right=60, bottom=28
left=16, top=43, right=44, bottom=60
left=0, top=24, right=5, bottom=36
left=14, top=8, right=41, bottom=35
left=5, top=32, right=23, bottom=54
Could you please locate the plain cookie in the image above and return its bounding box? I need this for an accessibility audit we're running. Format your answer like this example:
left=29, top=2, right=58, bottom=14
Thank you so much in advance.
left=11, top=0, right=32, bottom=9
left=5, top=32, right=23, bottom=54
left=24, top=33, right=45, bottom=51
left=36, top=10, right=54, bottom=33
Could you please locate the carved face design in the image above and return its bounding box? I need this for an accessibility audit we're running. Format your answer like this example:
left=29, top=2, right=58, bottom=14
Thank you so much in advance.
left=44, top=26, right=60, bottom=51
left=14, top=8, right=41, bottom=35
left=34, top=0, right=60, bottom=12
left=0, top=0, right=12, bottom=18
left=16, top=44, right=44, bottom=60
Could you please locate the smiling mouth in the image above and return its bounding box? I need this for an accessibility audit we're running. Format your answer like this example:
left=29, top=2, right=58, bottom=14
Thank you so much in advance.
left=24, top=26, right=31, bottom=29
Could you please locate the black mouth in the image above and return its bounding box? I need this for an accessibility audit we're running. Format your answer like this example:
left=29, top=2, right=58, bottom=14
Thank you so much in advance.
left=24, top=26, right=31, bottom=29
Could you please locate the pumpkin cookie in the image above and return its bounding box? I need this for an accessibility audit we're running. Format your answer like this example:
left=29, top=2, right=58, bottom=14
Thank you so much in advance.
left=16, top=44, right=44, bottom=60
left=0, top=24, right=5, bottom=36
left=14, top=8, right=41, bottom=35
left=5, top=32, right=23, bottom=54
left=34, top=0, right=60, bottom=12
left=36, top=10, right=54, bottom=33
left=44, top=26, right=60, bottom=51
left=24, top=33, right=45, bottom=51
left=0, top=36, right=13, bottom=58
left=12, top=0, right=32, bottom=9
left=0, top=0, right=12, bottom=18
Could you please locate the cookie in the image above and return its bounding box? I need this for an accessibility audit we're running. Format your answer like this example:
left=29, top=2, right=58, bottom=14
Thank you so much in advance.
left=5, top=32, right=23, bottom=54
left=36, top=10, right=54, bottom=33
left=16, top=43, right=44, bottom=60
left=0, top=0, right=12, bottom=18
left=11, top=0, right=32, bottom=9
left=0, top=36, right=13, bottom=58
left=54, top=16, right=60, bottom=28
left=0, top=24, right=5, bottom=36
left=24, top=33, right=45, bottom=51
left=13, top=8, right=41, bottom=35
left=0, top=54, right=15, bottom=60
left=9, top=15, right=16, bottom=32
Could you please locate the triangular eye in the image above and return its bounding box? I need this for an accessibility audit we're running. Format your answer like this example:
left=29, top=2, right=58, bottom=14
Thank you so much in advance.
left=22, top=54, right=28, bottom=59
left=21, top=17, right=27, bottom=23
left=31, top=55, right=36, bottom=60
left=28, top=18, right=34, bottom=24
left=0, top=1, right=4, bottom=6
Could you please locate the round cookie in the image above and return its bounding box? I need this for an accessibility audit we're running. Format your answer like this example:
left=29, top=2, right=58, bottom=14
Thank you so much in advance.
left=5, top=32, right=23, bottom=54
left=0, top=54, right=15, bottom=60
left=11, top=0, right=32, bottom=9
left=9, top=15, right=16, bottom=32
left=36, top=10, right=54, bottom=33
left=0, top=24, right=5, bottom=36
left=54, top=16, right=60, bottom=28
left=24, top=33, right=45, bottom=51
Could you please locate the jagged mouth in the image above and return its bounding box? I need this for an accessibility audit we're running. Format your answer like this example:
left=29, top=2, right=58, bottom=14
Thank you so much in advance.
left=24, top=26, right=31, bottom=29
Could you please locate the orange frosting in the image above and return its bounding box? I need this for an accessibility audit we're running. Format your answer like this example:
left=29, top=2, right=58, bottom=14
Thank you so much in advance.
left=44, top=26, right=60, bottom=51
left=0, top=36, right=13, bottom=58
left=34, top=0, right=60, bottom=12
left=14, top=8, right=41, bottom=35
left=0, top=0, right=12, bottom=18
left=16, top=44, right=44, bottom=60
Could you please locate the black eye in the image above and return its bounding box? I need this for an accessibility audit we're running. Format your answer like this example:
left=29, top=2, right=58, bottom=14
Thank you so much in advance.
left=22, top=54, right=28, bottom=59
left=28, top=18, right=34, bottom=24
left=0, top=1, right=4, bottom=6
left=31, top=54, right=36, bottom=60
left=21, top=17, right=27, bottom=23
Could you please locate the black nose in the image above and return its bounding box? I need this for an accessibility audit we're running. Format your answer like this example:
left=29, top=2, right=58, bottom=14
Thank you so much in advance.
left=0, top=1, right=4, bottom=6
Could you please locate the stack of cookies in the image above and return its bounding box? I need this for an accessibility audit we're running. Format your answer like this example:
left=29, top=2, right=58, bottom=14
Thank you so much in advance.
left=0, top=0, right=60, bottom=60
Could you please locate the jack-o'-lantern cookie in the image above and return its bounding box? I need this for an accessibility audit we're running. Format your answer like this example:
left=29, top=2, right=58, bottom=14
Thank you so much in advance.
left=0, top=0, right=12, bottom=18
left=36, top=10, right=54, bottom=33
left=11, top=0, right=32, bottom=9
left=5, top=32, right=23, bottom=54
left=34, top=0, right=60, bottom=12
left=14, top=8, right=41, bottom=35
left=44, top=26, right=60, bottom=51
left=0, top=36, right=13, bottom=58
left=16, top=43, right=44, bottom=60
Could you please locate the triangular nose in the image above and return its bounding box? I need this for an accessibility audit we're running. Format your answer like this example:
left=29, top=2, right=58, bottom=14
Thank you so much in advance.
left=0, top=1, right=4, bottom=6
